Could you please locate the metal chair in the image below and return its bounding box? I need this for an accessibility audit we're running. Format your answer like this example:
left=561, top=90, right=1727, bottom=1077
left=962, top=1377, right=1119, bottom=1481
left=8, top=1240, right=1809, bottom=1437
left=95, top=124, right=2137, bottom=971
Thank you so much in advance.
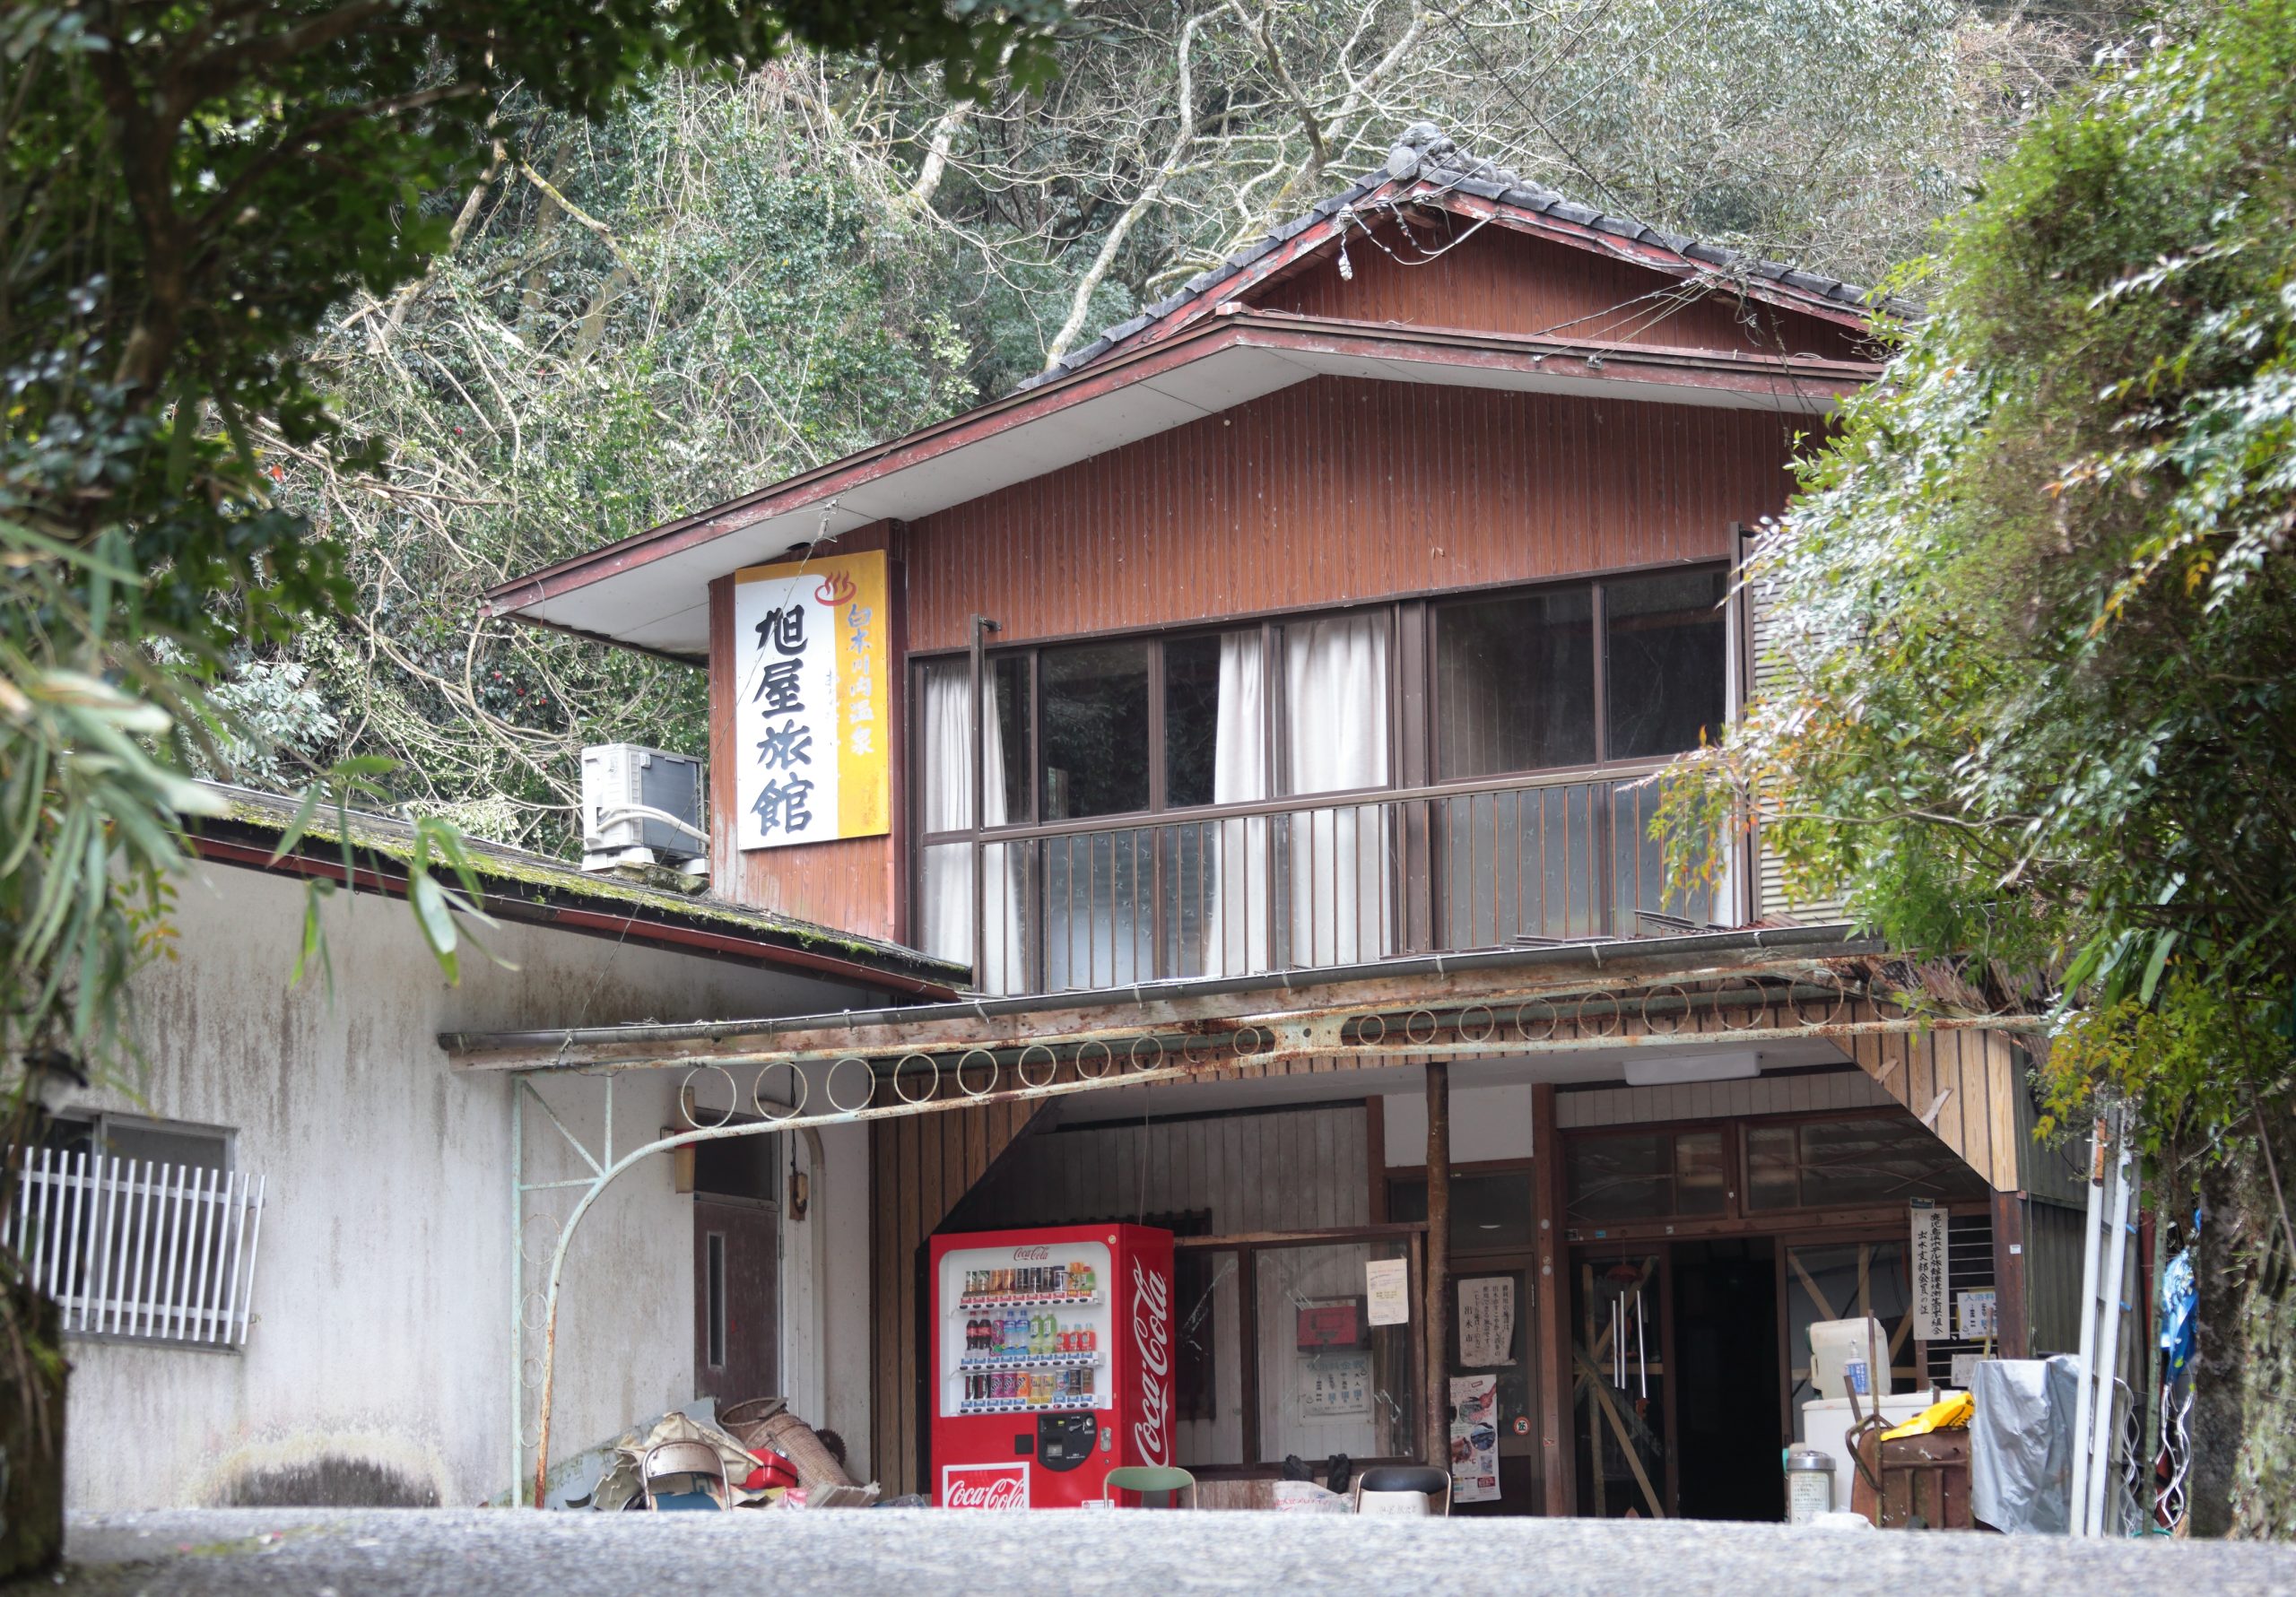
left=1351, top=1464, right=1451, bottom=1516
left=1101, top=1464, right=1198, bottom=1508
left=641, top=1438, right=730, bottom=1511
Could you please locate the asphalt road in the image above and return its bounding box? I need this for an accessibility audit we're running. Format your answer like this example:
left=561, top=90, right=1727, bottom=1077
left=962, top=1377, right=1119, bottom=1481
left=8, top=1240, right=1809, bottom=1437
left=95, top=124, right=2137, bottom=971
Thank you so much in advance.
left=21, top=1507, right=2296, bottom=1597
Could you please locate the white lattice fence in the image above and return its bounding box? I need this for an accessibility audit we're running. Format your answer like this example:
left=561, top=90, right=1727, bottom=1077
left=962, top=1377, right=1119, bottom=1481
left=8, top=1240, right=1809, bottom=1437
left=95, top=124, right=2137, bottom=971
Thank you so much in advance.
left=9, top=1149, right=266, bottom=1347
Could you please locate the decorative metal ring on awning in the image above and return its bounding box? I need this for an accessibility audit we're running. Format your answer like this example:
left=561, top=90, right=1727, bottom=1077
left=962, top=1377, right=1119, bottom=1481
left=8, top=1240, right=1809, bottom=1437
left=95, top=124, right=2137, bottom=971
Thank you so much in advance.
left=956, top=1048, right=999, bottom=1098
left=1231, top=1025, right=1268, bottom=1057
left=823, top=1056, right=874, bottom=1114
left=1128, top=1035, right=1167, bottom=1072
left=752, top=1060, right=808, bottom=1120
left=1792, top=973, right=1849, bottom=1027
left=1016, top=1044, right=1059, bottom=1089
left=891, top=1053, right=941, bottom=1105
left=1456, top=1004, right=1496, bottom=1044
left=1577, top=989, right=1622, bottom=1037
left=1640, top=985, right=1688, bottom=1035
left=1718, top=986, right=1766, bottom=1030
left=1355, top=1012, right=1388, bottom=1047
left=683, top=1064, right=738, bottom=1128
left=1514, top=998, right=1558, bottom=1042
left=1404, top=1009, right=1439, bottom=1046
left=1075, top=1039, right=1116, bottom=1080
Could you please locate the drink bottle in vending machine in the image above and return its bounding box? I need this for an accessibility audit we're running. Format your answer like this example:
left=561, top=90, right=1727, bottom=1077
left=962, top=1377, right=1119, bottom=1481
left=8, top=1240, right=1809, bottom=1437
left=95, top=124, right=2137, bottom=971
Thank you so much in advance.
left=930, top=1224, right=1175, bottom=1509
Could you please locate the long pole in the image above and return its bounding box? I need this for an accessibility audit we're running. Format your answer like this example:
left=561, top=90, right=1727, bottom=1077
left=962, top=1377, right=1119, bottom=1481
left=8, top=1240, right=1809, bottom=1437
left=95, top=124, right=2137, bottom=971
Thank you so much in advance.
left=1424, top=1061, right=1450, bottom=1465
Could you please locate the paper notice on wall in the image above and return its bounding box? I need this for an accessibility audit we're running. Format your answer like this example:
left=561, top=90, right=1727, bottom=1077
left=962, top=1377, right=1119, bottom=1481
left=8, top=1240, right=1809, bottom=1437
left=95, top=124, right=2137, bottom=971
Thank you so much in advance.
left=1957, top=1288, right=1997, bottom=1340
left=1457, top=1275, right=1517, bottom=1367
left=1448, top=1376, right=1500, bottom=1504
left=1299, top=1351, right=1371, bottom=1419
left=1366, top=1258, right=1410, bottom=1326
left=1910, top=1200, right=1951, bottom=1341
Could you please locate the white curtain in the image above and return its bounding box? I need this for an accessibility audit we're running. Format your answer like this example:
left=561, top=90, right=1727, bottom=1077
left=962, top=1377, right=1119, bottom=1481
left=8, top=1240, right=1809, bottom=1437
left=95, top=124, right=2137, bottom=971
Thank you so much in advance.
left=918, top=664, right=1021, bottom=993
left=1202, top=616, right=1392, bottom=975
left=1284, top=615, right=1392, bottom=966
left=1202, top=634, right=1269, bottom=975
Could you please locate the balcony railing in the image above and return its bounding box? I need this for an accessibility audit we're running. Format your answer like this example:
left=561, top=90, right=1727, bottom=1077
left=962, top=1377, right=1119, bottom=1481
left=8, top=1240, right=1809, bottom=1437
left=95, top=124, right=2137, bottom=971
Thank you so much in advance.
left=926, top=768, right=1718, bottom=997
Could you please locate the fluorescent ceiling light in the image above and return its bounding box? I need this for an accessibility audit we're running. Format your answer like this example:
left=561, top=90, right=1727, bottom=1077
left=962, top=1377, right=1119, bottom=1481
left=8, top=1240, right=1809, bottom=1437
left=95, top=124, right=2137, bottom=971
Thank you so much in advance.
left=1622, top=1050, right=1760, bottom=1087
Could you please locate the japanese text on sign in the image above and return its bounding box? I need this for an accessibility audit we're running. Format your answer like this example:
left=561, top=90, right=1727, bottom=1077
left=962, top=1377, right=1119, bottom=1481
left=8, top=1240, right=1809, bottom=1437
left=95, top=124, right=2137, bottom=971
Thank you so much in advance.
left=1910, top=1200, right=1951, bottom=1341
left=732, top=551, right=891, bottom=849
left=1457, top=1276, right=1517, bottom=1367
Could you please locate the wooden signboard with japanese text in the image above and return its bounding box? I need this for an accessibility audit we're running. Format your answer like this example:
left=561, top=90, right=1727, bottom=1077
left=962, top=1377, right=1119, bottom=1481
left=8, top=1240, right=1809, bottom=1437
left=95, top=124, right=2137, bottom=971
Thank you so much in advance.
left=732, top=551, right=891, bottom=850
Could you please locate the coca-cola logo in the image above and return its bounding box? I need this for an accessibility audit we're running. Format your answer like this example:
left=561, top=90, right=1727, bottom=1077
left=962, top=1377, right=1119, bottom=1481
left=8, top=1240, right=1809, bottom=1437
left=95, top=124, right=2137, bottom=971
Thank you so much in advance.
left=1130, top=1257, right=1172, bottom=1466
left=1011, top=1245, right=1051, bottom=1261
left=943, top=1463, right=1030, bottom=1510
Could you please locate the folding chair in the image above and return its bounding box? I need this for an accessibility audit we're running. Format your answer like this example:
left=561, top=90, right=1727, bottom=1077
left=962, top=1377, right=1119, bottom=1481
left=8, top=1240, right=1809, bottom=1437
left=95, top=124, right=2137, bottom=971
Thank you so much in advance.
left=1351, top=1464, right=1451, bottom=1516
left=642, top=1438, right=731, bottom=1511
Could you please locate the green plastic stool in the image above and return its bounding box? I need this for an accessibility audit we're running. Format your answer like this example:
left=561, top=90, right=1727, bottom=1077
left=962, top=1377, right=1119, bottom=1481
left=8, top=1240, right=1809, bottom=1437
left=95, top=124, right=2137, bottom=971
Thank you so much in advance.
left=1102, top=1464, right=1198, bottom=1509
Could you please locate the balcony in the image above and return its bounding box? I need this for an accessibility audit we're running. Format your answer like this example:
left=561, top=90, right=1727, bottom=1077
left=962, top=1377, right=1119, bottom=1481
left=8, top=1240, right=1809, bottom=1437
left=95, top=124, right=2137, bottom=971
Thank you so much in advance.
left=924, top=768, right=1718, bottom=997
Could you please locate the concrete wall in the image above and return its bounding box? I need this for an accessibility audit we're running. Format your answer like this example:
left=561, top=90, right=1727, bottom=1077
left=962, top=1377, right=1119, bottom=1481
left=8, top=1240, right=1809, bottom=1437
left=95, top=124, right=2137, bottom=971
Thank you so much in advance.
left=60, top=858, right=881, bottom=1510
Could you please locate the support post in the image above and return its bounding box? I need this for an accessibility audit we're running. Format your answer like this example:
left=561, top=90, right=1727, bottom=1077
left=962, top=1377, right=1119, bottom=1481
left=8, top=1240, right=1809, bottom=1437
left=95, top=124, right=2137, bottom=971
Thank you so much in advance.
left=508, top=1072, right=523, bottom=1505
left=1990, top=1188, right=2029, bottom=1359
left=1424, top=1061, right=1449, bottom=1466
left=1533, top=1081, right=1572, bottom=1515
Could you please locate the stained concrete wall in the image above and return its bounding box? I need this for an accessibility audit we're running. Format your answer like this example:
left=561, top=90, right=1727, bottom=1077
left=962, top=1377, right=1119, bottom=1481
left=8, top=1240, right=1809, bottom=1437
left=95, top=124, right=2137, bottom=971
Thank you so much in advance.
left=59, top=858, right=884, bottom=1510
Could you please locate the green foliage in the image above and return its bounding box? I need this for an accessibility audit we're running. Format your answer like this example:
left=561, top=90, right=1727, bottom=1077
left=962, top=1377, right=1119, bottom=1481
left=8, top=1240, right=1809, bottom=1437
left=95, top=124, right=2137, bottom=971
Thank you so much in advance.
left=1, top=1, right=1047, bottom=1076
left=1657, top=0, right=2296, bottom=1158
left=277, top=76, right=979, bottom=847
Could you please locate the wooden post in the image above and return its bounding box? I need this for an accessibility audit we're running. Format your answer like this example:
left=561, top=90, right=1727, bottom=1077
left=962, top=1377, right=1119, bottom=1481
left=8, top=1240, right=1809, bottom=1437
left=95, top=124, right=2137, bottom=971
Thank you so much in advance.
left=1991, top=1189, right=2029, bottom=1358
left=1424, top=1062, right=1450, bottom=1465
left=1532, top=1081, right=1573, bottom=1515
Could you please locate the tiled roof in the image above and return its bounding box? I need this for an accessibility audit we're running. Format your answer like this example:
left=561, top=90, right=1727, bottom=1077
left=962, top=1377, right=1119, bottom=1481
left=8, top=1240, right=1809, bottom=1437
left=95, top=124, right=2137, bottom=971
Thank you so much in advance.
left=1021, top=121, right=1893, bottom=391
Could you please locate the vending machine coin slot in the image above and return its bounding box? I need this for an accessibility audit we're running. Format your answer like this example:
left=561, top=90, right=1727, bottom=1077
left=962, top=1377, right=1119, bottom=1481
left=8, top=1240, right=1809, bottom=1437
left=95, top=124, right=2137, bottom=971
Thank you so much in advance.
left=1037, top=1413, right=1096, bottom=1472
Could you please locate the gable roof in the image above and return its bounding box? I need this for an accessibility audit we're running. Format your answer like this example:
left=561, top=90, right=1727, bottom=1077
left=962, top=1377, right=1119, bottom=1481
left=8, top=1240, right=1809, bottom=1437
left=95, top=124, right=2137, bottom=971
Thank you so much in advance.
left=485, top=122, right=1892, bottom=657
left=1027, top=122, right=1896, bottom=391
left=187, top=782, right=964, bottom=996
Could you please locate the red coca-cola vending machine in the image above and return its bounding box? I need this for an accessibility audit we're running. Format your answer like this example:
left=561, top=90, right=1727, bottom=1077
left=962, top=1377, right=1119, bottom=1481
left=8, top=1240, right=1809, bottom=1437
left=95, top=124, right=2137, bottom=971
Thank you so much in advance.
left=929, top=1224, right=1175, bottom=1509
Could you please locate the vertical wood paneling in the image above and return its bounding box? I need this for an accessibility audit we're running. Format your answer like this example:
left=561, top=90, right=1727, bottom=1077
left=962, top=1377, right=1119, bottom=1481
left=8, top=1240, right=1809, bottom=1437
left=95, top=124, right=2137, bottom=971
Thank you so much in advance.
left=903, top=380, right=1797, bottom=653
left=947, top=1104, right=1369, bottom=1238
left=869, top=1090, right=1060, bottom=1497
left=1239, top=217, right=1867, bottom=356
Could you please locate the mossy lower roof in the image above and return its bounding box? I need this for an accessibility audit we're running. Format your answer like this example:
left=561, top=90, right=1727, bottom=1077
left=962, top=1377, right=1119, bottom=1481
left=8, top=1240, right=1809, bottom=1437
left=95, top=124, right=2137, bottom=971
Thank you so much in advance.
left=189, top=781, right=966, bottom=995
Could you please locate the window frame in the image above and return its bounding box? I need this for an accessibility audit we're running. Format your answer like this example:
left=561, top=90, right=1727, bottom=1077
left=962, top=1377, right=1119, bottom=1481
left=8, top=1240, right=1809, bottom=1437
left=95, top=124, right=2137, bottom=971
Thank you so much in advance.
left=909, top=561, right=1734, bottom=989
left=42, top=1110, right=237, bottom=1174
left=1556, top=1107, right=1993, bottom=1239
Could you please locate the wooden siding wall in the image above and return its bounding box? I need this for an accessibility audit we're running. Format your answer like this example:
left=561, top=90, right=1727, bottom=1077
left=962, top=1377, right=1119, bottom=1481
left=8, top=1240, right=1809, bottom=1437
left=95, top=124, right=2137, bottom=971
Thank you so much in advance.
left=950, top=1104, right=1373, bottom=1470
left=2022, top=1196, right=2088, bottom=1357
left=903, top=378, right=1798, bottom=652
left=707, top=525, right=904, bottom=935
left=868, top=1090, right=1052, bottom=1497
left=1555, top=1066, right=1894, bottom=1129
left=1842, top=1020, right=2026, bottom=1195
left=952, top=1104, right=1370, bottom=1235
left=1249, top=221, right=1870, bottom=362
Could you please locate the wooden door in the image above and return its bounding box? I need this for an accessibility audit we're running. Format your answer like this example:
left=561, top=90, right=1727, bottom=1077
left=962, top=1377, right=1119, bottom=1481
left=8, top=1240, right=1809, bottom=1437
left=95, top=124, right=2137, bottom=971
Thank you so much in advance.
left=695, top=1198, right=778, bottom=1407
left=1446, top=1259, right=1542, bottom=1514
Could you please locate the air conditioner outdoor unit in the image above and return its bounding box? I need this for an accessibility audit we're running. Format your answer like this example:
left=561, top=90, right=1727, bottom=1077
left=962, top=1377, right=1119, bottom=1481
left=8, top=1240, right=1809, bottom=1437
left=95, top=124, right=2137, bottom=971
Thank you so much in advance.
left=580, top=743, right=708, bottom=875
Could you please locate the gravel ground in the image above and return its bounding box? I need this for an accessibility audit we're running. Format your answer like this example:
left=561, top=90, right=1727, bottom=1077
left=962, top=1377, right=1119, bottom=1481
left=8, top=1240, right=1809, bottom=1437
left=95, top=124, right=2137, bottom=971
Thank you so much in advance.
left=14, top=1508, right=2296, bottom=1597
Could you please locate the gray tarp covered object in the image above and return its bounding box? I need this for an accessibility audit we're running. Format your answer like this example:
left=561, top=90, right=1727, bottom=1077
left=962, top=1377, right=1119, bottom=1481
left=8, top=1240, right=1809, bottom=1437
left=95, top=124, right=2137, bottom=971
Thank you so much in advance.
left=1970, top=1356, right=2081, bottom=1532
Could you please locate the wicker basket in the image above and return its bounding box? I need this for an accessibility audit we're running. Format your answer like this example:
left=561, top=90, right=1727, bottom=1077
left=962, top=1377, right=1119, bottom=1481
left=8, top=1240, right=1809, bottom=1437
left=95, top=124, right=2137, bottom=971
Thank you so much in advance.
left=721, top=1399, right=854, bottom=1489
